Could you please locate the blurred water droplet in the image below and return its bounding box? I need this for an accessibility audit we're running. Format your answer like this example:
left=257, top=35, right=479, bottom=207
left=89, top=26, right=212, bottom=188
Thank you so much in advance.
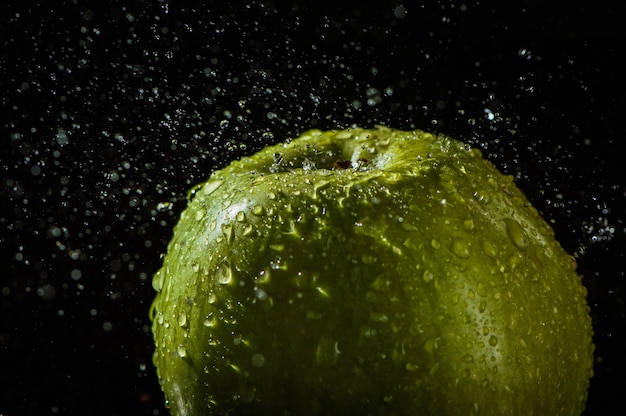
left=251, top=353, right=265, bottom=368
left=316, top=337, right=340, bottom=366
left=177, top=345, right=187, bottom=358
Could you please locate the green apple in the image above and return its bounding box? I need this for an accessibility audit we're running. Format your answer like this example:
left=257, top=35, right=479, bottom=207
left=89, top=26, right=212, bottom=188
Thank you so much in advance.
left=150, top=127, right=593, bottom=415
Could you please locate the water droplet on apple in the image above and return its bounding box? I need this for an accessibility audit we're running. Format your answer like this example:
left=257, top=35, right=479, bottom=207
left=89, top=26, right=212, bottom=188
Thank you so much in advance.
left=203, top=313, right=216, bottom=327
left=221, top=224, right=234, bottom=244
left=315, top=337, right=340, bottom=366
left=422, top=270, right=434, bottom=283
left=451, top=239, right=471, bottom=259
left=236, top=211, right=246, bottom=222
left=252, top=205, right=264, bottom=216
left=177, top=345, right=187, bottom=358
left=250, top=353, right=265, bottom=368
left=241, top=223, right=254, bottom=236
left=489, top=335, right=498, bottom=346
left=255, top=286, right=267, bottom=301
left=430, top=239, right=441, bottom=249
left=481, top=240, right=497, bottom=258
left=202, top=179, right=223, bottom=196
left=152, top=270, right=164, bottom=291
left=216, top=261, right=233, bottom=285
left=473, top=190, right=491, bottom=205
left=207, top=291, right=217, bottom=304
left=504, top=218, right=530, bottom=250
left=178, top=313, right=187, bottom=328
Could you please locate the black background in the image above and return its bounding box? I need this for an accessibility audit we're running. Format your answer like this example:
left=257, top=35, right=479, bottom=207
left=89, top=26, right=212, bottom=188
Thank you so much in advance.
left=1, top=1, right=625, bottom=415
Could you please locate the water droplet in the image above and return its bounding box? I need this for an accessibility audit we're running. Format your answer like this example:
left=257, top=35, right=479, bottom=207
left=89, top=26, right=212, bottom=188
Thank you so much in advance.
left=482, top=240, right=497, bottom=258
left=422, top=270, right=434, bottom=283
left=504, top=218, right=530, bottom=250
left=316, top=337, right=340, bottom=366
left=203, top=313, right=216, bottom=327
left=463, top=219, right=475, bottom=230
left=192, top=262, right=200, bottom=273
left=236, top=211, right=246, bottom=222
left=195, top=209, right=205, bottom=221
left=241, top=223, right=254, bottom=236
left=252, top=205, right=264, bottom=216
left=152, top=270, right=164, bottom=291
left=216, top=261, right=233, bottom=285
left=178, top=313, right=187, bottom=328
left=473, top=190, right=491, bottom=205
left=430, top=239, right=441, bottom=249
left=423, top=338, right=438, bottom=354
left=207, top=291, right=217, bottom=304
left=451, top=239, right=471, bottom=259
left=251, top=353, right=265, bottom=368
left=255, top=286, right=267, bottom=301
left=177, top=345, right=187, bottom=358
left=202, top=179, right=223, bottom=196
left=221, top=224, right=234, bottom=244
left=489, top=335, right=498, bottom=346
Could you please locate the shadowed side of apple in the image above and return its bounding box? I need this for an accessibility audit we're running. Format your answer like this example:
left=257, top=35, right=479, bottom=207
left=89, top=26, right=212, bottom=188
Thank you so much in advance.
left=150, top=127, right=594, bottom=415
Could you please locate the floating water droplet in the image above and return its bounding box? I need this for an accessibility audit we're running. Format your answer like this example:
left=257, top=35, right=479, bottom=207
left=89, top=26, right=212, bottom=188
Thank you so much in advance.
left=216, top=261, right=233, bottom=285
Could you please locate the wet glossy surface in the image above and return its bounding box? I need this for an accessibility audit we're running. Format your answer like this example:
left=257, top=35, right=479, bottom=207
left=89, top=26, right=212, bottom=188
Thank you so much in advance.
left=1, top=2, right=625, bottom=415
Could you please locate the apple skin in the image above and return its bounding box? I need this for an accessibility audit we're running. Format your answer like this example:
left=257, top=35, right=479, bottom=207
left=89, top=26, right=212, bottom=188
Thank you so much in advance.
left=150, top=127, right=594, bottom=415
